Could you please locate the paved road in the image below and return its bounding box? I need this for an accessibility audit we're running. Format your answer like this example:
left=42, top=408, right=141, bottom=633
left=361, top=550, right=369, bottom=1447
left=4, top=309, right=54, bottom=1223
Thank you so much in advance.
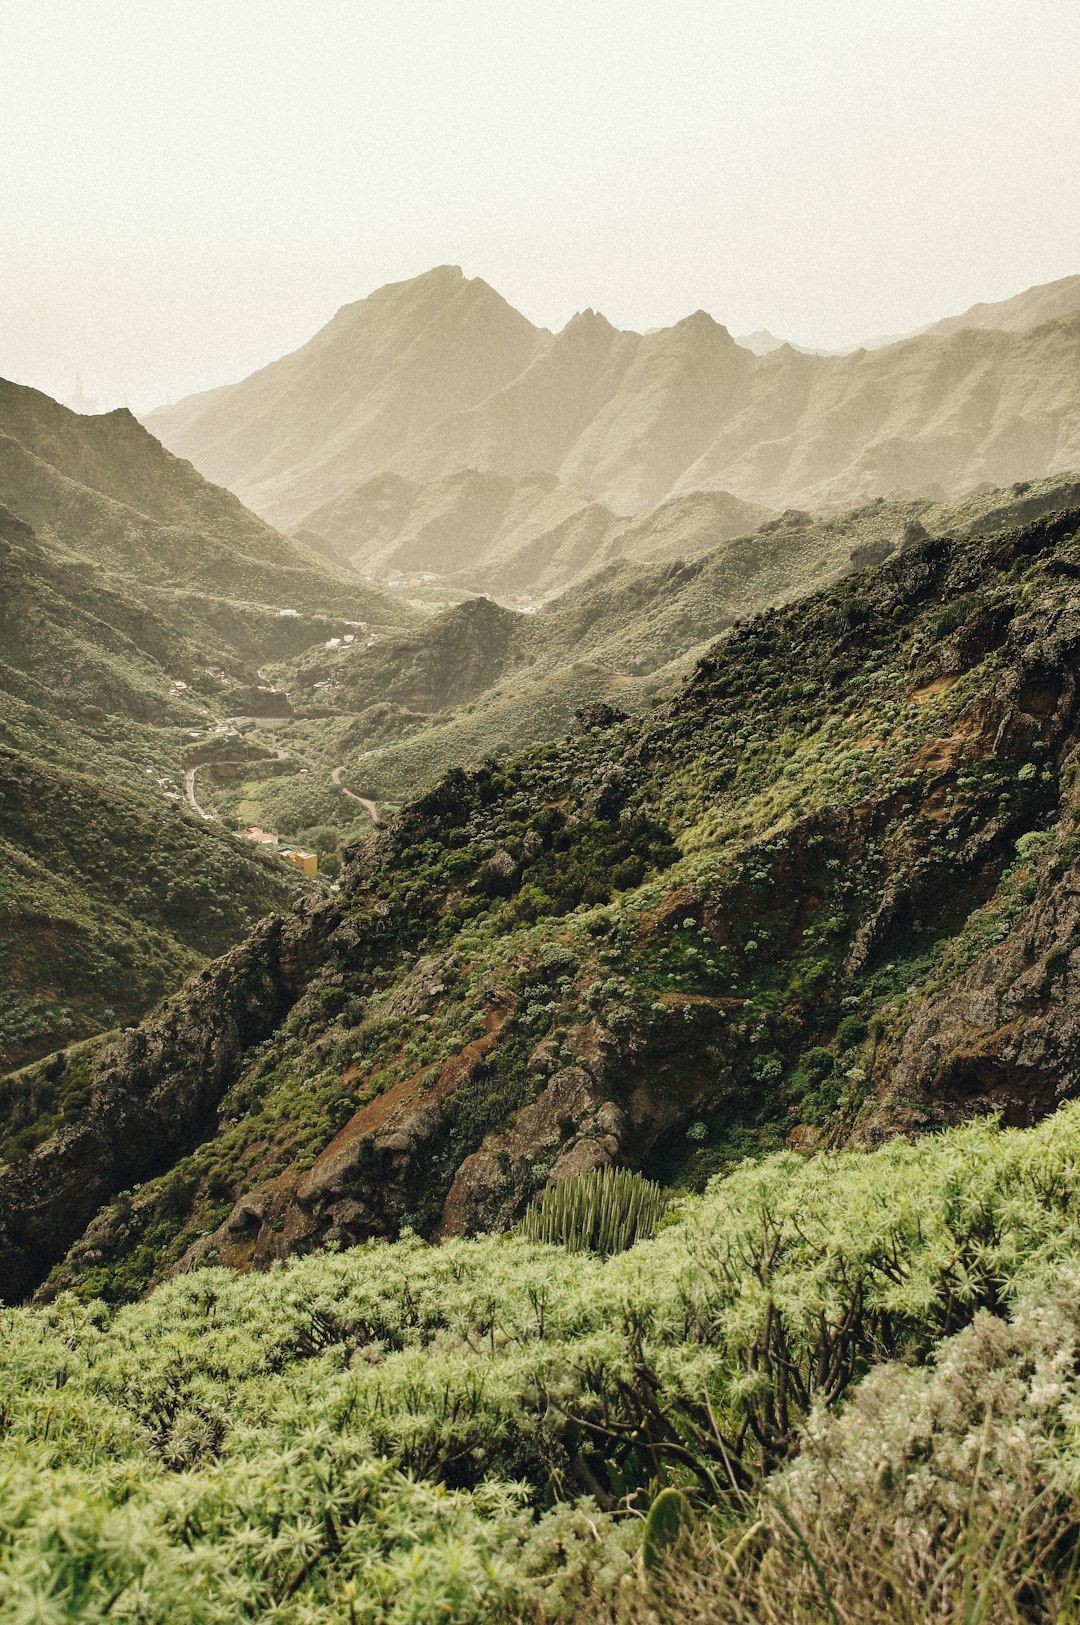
left=331, top=765, right=382, bottom=824
left=184, top=765, right=215, bottom=821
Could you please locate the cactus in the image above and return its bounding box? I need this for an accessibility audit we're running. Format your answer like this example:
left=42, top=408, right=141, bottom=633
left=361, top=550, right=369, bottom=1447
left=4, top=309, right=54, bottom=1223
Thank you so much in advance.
left=518, top=1164, right=667, bottom=1256
left=642, top=1487, right=694, bottom=1573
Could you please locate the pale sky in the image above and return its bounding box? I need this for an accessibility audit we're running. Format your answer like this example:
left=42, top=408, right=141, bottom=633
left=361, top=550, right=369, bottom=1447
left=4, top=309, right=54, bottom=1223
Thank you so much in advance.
left=1, top=0, right=1078, bottom=412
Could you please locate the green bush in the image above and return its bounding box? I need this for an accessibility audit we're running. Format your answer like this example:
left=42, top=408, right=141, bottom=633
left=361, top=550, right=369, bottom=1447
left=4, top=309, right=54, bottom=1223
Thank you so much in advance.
left=6, top=1107, right=1080, bottom=1616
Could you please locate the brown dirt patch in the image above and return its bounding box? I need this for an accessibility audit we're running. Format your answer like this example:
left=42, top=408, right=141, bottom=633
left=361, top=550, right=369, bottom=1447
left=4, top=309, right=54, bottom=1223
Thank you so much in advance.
left=909, top=676, right=960, bottom=705
left=317, top=1002, right=510, bottom=1158
left=634, top=886, right=702, bottom=946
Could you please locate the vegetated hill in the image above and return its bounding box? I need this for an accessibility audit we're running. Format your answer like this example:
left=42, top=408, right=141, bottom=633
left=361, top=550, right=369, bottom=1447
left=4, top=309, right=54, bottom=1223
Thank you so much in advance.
left=5, top=1107, right=1080, bottom=1621
left=7, top=499, right=1080, bottom=1318
left=146, top=266, right=1080, bottom=533
left=217, top=474, right=1080, bottom=838
left=0, top=506, right=298, bottom=1071
left=0, top=377, right=408, bottom=616
left=299, top=470, right=771, bottom=599
left=0, top=384, right=421, bottom=1069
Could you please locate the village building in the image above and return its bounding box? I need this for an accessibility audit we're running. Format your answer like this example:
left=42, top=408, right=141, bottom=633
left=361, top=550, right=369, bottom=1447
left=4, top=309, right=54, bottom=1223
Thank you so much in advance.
left=242, top=826, right=279, bottom=846
left=283, top=848, right=318, bottom=876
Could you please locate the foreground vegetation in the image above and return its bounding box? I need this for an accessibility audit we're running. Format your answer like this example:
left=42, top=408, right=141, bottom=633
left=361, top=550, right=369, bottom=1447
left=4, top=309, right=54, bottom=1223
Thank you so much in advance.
left=5, top=1106, right=1080, bottom=1620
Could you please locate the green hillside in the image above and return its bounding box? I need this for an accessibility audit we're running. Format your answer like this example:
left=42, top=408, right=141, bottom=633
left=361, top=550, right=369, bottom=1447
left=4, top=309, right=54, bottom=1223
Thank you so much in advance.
left=201, top=474, right=1080, bottom=845
left=0, top=384, right=419, bottom=1068
left=6, top=498, right=1080, bottom=1313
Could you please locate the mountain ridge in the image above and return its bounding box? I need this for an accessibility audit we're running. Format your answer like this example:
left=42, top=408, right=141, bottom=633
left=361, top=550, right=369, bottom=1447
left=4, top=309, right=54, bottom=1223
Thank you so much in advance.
left=145, top=270, right=1080, bottom=561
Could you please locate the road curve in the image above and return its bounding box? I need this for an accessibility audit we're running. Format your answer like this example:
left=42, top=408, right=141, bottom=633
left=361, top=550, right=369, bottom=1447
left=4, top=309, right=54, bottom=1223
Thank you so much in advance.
left=331, top=766, right=382, bottom=824
left=184, top=765, right=216, bottom=821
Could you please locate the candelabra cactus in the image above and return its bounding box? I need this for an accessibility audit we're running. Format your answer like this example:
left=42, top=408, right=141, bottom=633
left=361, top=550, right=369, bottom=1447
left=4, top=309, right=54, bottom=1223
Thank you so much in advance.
left=519, top=1163, right=668, bottom=1256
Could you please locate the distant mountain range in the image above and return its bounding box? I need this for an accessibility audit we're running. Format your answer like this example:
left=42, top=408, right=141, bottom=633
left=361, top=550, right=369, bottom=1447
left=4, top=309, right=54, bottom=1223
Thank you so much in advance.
left=146, top=268, right=1080, bottom=577
left=736, top=273, right=1080, bottom=355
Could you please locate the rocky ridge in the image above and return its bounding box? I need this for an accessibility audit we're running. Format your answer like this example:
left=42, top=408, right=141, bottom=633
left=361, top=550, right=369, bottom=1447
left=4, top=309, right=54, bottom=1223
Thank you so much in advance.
left=5, top=507, right=1080, bottom=1303
left=147, top=268, right=1080, bottom=541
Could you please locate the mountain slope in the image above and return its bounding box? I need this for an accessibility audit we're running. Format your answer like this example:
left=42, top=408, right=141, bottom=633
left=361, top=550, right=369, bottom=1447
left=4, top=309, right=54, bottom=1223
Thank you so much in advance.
left=6, top=499, right=1080, bottom=1309
left=147, top=270, right=1080, bottom=544
left=297, top=469, right=771, bottom=598
left=922, top=272, right=1080, bottom=339
left=296, top=466, right=621, bottom=590
left=0, top=384, right=420, bottom=1069
left=147, top=267, right=545, bottom=528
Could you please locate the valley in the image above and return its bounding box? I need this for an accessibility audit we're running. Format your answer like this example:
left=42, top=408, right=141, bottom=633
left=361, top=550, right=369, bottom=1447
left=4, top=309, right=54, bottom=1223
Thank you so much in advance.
left=0, top=382, right=417, bottom=1070
left=5, top=267, right=1080, bottom=1624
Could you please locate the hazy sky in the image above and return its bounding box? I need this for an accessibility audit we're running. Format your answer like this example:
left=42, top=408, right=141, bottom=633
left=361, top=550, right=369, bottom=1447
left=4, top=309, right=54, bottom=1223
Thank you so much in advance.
left=2, top=0, right=1078, bottom=411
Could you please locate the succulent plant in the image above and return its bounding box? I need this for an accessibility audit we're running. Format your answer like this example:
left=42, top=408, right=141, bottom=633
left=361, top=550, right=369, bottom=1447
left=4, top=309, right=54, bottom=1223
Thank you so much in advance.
left=518, top=1163, right=667, bottom=1256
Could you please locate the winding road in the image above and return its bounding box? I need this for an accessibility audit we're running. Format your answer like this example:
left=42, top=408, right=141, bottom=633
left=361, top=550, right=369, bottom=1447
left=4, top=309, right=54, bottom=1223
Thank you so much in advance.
left=331, top=766, right=383, bottom=824
left=184, top=765, right=216, bottom=821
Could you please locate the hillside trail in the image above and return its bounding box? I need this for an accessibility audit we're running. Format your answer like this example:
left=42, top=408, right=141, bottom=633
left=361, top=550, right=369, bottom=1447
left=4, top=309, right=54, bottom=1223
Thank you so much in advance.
left=331, top=765, right=383, bottom=824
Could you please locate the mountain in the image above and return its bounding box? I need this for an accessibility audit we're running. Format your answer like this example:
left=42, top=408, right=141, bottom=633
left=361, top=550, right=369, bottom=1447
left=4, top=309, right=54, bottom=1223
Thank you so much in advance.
left=297, top=468, right=771, bottom=597
left=147, top=267, right=545, bottom=529
left=146, top=269, right=1080, bottom=553
left=6, top=496, right=1080, bottom=1310
left=734, top=327, right=789, bottom=355
left=921, top=272, right=1080, bottom=339
left=296, top=467, right=620, bottom=591
left=0, top=381, right=418, bottom=1069
left=846, top=272, right=1080, bottom=352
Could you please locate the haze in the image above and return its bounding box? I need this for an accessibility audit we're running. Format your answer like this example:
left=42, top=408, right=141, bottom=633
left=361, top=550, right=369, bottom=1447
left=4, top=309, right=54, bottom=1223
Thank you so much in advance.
left=1, top=0, right=1078, bottom=412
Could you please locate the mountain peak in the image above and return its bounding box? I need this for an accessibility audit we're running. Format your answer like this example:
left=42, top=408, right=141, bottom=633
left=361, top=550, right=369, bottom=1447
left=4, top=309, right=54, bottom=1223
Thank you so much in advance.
left=735, top=328, right=789, bottom=356
left=668, top=308, right=733, bottom=344
left=561, top=308, right=618, bottom=336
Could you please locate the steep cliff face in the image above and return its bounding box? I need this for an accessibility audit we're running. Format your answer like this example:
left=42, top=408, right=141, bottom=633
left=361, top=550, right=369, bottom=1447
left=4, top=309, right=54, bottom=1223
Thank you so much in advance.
left=5, top=507, right=1080, bottom=1305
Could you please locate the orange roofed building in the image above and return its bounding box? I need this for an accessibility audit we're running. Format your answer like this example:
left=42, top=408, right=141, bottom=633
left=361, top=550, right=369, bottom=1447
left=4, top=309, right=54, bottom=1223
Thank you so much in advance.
left=243, top=826, right=279, bottom=846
